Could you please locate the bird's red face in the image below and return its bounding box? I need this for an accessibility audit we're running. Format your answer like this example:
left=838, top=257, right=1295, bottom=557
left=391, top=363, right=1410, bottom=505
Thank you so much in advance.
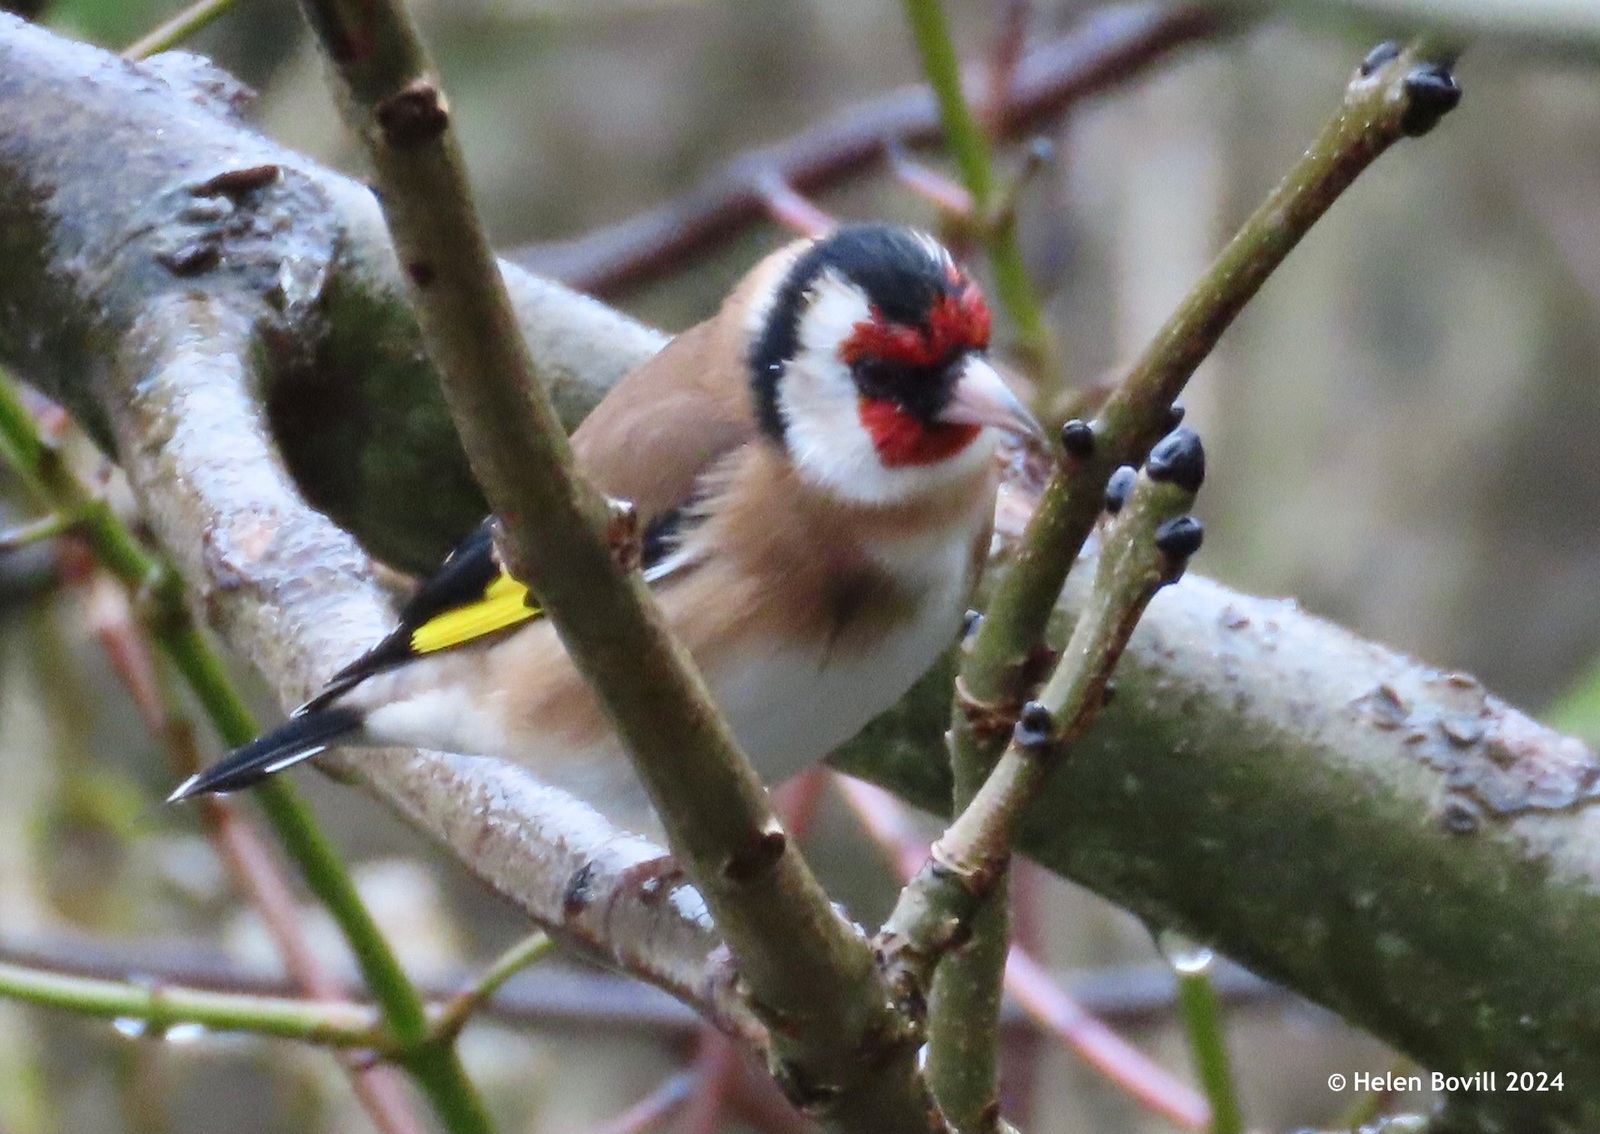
left=750, top=224, right=1041, bottom=504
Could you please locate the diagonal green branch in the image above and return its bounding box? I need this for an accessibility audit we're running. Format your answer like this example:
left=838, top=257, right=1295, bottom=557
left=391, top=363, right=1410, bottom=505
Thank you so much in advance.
left=122, top=0, right=242, bottom=61
left=291, top=1, right=939, bottom=1130
left=881, top=465, right=1200, bottom=988
left=0, top=370, right=486, bottom=1133
left=904, top=0, right=1051, bottom=377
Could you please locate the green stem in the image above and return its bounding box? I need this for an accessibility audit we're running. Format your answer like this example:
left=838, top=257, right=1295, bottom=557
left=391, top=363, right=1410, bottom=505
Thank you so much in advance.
left=1174, top=965, right=1243, bottom=1134
left=121, top=0, right=241, bottom=61
left=900, top=0, right=1050, bottom=1124
left=881, top=466, right=1199, bottom=1134
left=922, top=881, right=1007, bottom=1129
left=0, top=960, right=387, bottom=1049
left=0, top=510, right=80, bottom=550
left=0, top=374, right=492, bottom=1134
left=431, top=933, right=552, bottom=1043
left=904, top=0, right=994, bottom=203
left=903, top=0, right=1051, bottom=378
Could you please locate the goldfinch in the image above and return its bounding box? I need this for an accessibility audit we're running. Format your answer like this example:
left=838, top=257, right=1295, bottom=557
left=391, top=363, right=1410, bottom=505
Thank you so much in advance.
left=170, top=223, right=1043, bottom=815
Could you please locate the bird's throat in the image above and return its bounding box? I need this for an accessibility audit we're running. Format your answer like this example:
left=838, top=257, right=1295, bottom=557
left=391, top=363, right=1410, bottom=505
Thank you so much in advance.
left=858, top=397, right=981, bottom=468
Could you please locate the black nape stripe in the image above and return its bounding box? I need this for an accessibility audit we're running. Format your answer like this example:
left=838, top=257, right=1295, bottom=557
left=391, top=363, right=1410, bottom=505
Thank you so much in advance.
left=748, top=224, right=954, bottom=443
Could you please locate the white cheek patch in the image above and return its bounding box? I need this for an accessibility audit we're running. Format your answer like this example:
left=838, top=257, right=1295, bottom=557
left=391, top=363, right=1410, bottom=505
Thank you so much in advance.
left=778, top=270, right=997, bottom=505
left=778, top=271, right=883, bottom=495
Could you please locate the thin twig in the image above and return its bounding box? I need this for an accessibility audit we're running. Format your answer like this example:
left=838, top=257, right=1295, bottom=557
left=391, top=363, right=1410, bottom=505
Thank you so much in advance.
left=430, top=933, right=553, bottom=1044
left=957, top=39, right=1465, bottom=778
left=96, top=557, right=419, bottom=1129
left=83, top=571, right=167, bottom=734
left=931, top=51, right=1463, bottom=1121
left=914, top=0, right=1052, bottom=377
left=1168, top=943, right=1243, bottom=1134
left=882, top=456, right=1203, bottom=1130
left=293, top=1, right=938, bottom=1129
left=0, top=375, right=460, bottom=1133
left=838, top=776, right=1210, bottom=1129
left=0, top=960, right=389, bottom=1050
left=885, top=144, right=976, bottom=218
left=579, top=1072, right=697, bottom=1134
left=121, top=0, right=242, bottom=60
left=509, top=6, right=1223, bottom=297
left=982, top=0, right=1031, bottom=139
left=906, top=0, right=997, bottom=204
left=0, top=510, right=78, bottom=550
left=163, top=709, right=427, bottom=1134
left=1005, top=950, right=1208, bottom=1130
left=0, top=928, right=1284, bottom=1042
left=898, top=0, right=1056, bottom=1123
left=754, top=172, right=836, bottom=238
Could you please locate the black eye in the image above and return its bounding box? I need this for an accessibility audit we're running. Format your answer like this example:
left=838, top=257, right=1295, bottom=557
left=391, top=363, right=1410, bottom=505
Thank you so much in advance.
left=852, top=355, right=963, bottom=423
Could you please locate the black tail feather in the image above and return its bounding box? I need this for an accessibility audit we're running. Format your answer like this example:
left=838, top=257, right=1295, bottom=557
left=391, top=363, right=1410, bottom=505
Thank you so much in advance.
left=167, top=708, right=362, bottom=802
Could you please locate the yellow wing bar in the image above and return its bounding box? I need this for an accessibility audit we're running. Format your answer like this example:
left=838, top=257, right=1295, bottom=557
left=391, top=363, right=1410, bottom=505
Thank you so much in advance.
left=409, top=572, right=542, bottom=656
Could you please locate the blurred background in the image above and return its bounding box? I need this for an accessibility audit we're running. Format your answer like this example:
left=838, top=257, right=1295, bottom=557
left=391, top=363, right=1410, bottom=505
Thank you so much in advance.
left=3, top=0, right=1600, bottom=1130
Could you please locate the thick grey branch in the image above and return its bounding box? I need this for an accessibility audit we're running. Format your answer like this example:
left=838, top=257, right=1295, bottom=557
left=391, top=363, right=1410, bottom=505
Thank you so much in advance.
left=2, top=16, right=1599, bottom=1132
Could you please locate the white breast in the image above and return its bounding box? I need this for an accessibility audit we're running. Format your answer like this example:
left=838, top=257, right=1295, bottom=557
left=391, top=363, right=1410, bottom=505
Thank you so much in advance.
left=707, top=523, right=976, bottom=782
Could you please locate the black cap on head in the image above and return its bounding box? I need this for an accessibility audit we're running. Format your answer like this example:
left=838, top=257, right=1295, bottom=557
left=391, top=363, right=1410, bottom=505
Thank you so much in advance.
left=749, top=224, right=985, bottom=440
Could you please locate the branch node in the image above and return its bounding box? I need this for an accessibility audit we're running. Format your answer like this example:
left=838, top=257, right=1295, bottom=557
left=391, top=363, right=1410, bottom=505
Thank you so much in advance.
left=721, top=824, right=788, bottom=885
left=771, top=1057, right=844, bottom=1115
left=603, top=497, right=642, bottom=573
left=953, top=673, right=1016, bottom=740
left=1358, top=41, right=1401, bottom=78
left=375, top=78, right=450, bottom=148
left=1012, top=699, right=1056, bottom=751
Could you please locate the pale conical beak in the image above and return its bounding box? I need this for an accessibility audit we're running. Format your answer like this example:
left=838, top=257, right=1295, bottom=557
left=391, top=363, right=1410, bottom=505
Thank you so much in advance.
left=939, top=359, right=1046, bottom=446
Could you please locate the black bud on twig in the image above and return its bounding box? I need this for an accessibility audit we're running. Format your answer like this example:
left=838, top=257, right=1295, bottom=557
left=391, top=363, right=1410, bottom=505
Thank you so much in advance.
left=1101, top=681, right=1117, bottom=709
left=962, top=609, right=983, bottom=640
left=1155, top=515, right=1205, bottom=562
left=1400, top=64, right=1462, bottom=137
left=1014, top=701, right=1056, bottom=749
left=1059, top=418, right=1095, bottom=460
left=1359, top=40, right=1401, bottom=78
left=1165, top=402, right=1186, bottom=430
left=1146, top=427, right=1206, bottom=494
left=1104, top=466, right=1137, bottom=515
